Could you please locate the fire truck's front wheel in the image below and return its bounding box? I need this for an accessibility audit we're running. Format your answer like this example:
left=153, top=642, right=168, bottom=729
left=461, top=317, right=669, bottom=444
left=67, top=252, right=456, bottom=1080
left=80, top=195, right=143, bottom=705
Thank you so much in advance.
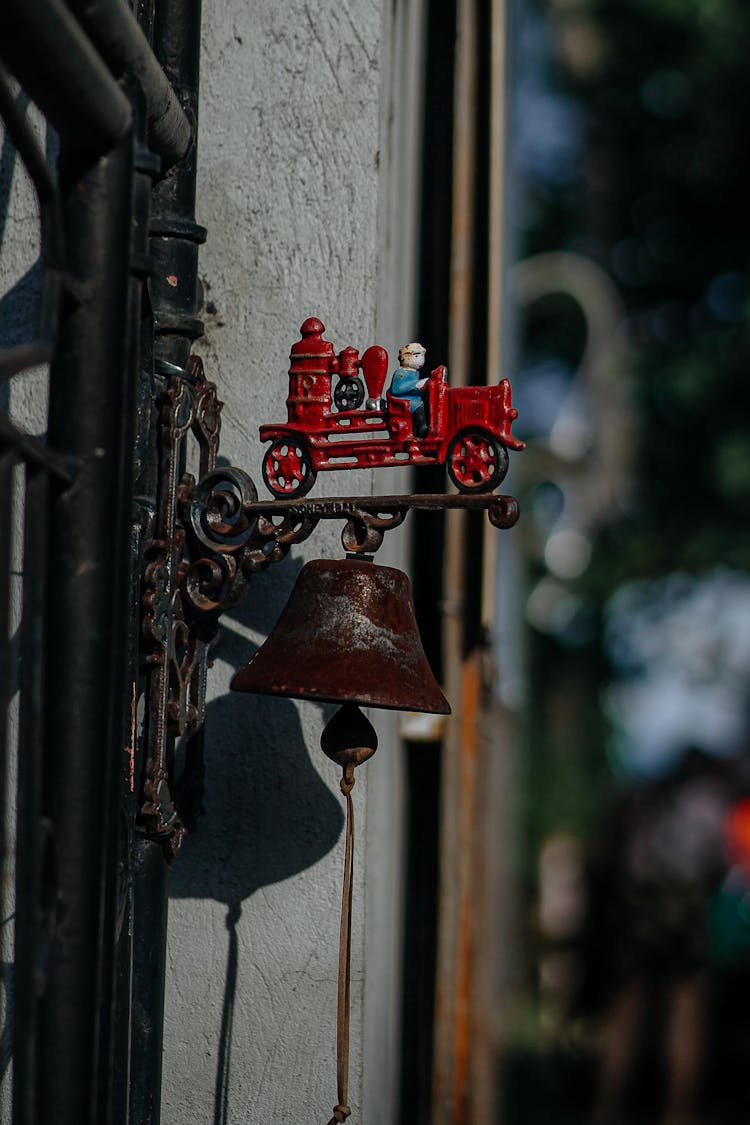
left=446, top=429, right=509, bottom=493
left=262, top=440, right=316, bottom=498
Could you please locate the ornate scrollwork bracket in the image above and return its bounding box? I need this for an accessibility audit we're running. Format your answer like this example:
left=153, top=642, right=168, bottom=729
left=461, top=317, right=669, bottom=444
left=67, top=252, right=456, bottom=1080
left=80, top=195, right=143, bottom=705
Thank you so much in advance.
left=140, top=356, right=245, bottom=852
left=243, top=490, right=519, bottom=558
left=179, top=480, right=520, bottom=570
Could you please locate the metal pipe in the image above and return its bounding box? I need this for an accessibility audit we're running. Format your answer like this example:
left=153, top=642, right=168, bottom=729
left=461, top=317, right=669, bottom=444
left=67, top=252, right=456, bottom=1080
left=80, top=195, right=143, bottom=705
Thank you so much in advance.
left=149, top=0, right=206, bottom=367
left=66, top=0, right=192, bottom=170
left=38, top=132, right=136, bottom=1125
left=0, top=0, right=131, bottom=153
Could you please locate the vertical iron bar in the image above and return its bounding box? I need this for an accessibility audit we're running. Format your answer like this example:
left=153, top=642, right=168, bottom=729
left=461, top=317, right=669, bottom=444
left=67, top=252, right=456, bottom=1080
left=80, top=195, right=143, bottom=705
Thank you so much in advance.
left=111, top=78, right=158, bottom=1123
left=128, top=839, right=170, bottom=1125
left=129, top=1, right=204, bottom=1119
left=111, top=523, right=142, bottom=1125
left=150, top=0, right=205, bottom=370
left=0, top=451, right=14, bottom=1123
left=38, top=132, right=135, bottom=1125
left=0, top=451, right=15, bottom=918
left=12, top=465, right=49, bottom=1125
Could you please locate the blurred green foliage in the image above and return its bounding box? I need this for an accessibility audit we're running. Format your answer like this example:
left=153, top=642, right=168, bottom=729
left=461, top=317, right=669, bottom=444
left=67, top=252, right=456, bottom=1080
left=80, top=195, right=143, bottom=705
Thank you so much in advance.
left=512, top=6, right=750, bottom=1107
left=520, top=0, right=750, bottom=844
left=560, top=0, right=750, bottom=581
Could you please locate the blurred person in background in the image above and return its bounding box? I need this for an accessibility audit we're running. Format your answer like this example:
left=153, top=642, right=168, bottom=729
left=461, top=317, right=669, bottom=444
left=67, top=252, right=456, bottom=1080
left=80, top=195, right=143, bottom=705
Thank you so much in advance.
left=584, top=749, right=737, bottom=1125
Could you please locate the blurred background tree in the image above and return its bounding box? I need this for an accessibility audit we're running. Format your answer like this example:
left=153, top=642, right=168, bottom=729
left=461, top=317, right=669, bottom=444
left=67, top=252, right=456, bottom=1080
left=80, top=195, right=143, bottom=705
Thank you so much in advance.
left=533, top=0, right=750, bottom=581
left=504, top=2, right=750, bottom=1121
left=515, top=0, right=750, bottom=841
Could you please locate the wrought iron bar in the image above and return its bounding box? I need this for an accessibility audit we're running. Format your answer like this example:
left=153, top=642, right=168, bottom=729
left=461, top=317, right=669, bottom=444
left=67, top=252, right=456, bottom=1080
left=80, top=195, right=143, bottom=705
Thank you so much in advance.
left=0, top=0, right=131, bottom=153
left=12, top=466, right=49, bottom=1125
left=66, top=0, right=192, bottom=170
left=38, top=131, right=136, bottom=1125
left=242, top=491, right=520, bottom=559
left=185, top=477, right=521, bottom=570
left=110, top=82, right=159, bottom=1125
left=128, top=838, right=170, bottom=1125
left=0, top=452, right=14, bottom=949
left=246, top=491, right=521, bottom=516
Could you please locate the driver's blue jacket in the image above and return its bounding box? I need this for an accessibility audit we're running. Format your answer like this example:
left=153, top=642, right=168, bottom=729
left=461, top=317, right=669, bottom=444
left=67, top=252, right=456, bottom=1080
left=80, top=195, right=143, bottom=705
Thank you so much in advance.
left=389, top=366, right=423, bottom=412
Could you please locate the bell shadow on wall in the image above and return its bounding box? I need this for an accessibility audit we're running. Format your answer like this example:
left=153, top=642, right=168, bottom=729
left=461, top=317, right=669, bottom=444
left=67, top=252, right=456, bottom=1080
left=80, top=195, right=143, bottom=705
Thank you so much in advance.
left=169, top=556, right=344, bottom=1125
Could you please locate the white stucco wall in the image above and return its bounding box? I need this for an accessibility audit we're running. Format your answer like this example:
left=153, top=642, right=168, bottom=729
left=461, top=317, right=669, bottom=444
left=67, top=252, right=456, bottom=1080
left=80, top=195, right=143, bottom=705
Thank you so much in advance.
left=163, top=3, right=425, bottom=1123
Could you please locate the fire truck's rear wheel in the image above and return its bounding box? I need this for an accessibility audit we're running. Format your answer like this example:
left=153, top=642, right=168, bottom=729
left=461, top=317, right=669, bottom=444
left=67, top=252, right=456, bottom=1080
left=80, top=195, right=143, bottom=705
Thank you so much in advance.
left=262, top=440, right=316, bottom=497
left=446, top=430, right=509, bottom=493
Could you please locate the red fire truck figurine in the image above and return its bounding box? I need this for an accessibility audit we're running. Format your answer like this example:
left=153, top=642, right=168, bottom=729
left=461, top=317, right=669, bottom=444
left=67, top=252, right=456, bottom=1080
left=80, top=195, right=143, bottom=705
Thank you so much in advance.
left=260, top=317, right=525, bottom=498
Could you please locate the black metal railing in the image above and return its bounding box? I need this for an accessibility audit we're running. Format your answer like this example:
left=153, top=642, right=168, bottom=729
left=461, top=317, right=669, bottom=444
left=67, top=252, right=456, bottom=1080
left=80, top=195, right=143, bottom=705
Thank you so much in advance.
left=0, top=2, right=203, bottom=1121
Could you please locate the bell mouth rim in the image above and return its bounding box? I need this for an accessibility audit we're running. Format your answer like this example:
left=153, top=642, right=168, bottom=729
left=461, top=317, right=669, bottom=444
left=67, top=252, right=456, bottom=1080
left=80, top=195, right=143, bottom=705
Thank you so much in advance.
left=230, top=555, right=450, bottom=716
left=229, top=673, right=451, bottom=716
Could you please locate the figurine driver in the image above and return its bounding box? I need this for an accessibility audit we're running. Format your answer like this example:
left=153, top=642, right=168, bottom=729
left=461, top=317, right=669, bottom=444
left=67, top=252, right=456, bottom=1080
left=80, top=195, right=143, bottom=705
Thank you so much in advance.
left=389, top=342, right=429, bottom=437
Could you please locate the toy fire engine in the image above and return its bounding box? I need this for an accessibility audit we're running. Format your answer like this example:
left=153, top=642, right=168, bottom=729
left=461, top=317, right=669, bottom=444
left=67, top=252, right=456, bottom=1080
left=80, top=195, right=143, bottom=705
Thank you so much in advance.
left=259, top=317, right=524, bottom=497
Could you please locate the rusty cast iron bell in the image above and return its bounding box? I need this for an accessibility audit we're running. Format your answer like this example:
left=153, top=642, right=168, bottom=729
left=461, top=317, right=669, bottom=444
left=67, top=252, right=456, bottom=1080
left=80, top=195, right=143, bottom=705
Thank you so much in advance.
left=231, top=557, right=450, bottom=715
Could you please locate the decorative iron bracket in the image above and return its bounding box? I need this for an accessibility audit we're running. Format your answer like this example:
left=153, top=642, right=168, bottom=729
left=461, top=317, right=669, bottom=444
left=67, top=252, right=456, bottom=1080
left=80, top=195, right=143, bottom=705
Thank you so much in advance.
left=140, top=358, right=521, bottom=852
left=186, top=482, right=520, bottom=561
left=140, top=356, right=242, bottom=849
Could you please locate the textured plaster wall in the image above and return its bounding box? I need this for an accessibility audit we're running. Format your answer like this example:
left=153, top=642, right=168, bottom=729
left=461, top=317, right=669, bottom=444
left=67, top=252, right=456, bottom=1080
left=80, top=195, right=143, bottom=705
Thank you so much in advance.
left=163, top=3, right=425, bottom=1123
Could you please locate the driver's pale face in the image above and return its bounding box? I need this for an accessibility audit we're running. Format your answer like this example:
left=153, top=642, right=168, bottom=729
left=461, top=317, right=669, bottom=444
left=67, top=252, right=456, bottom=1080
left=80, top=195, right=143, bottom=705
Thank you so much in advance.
left=405, top=350, right=425, bottom=370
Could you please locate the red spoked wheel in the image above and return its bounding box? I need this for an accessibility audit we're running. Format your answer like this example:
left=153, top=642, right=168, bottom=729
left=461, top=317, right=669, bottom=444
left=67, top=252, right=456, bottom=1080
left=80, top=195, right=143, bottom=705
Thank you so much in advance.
left=446, top=429, right=508, bottom=493
left=262, top=439, right=316, bottom=497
